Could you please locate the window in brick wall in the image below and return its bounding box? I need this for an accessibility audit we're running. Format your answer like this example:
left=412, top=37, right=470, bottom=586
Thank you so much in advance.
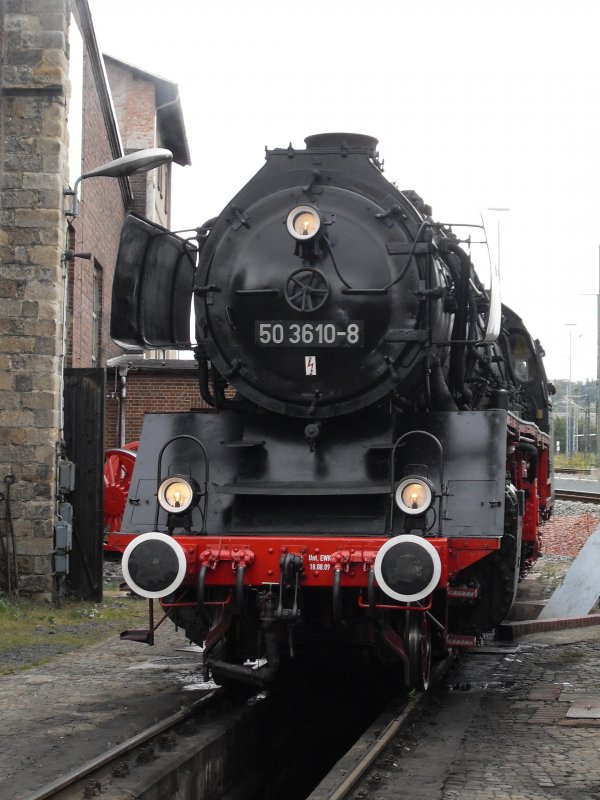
left=156, top=163, right=170, bottom=217
left=92, top=260, right=103, bottom=365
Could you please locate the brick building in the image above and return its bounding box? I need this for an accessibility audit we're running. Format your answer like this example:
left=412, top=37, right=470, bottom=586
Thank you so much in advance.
left=0, top=0, right=192, bottom=600
left=67, top=41, right=191, bottom=371
left=105, top=358, right=206, bottom=451
left=103, top=55, right=190, bottom=227
left=101, top=53, right=202, bottom=452
left=100, top=58, right=201, bottom=449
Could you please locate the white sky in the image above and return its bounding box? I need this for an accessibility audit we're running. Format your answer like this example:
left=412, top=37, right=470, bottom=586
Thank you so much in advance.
left=90, top=0, right=600, bottom=382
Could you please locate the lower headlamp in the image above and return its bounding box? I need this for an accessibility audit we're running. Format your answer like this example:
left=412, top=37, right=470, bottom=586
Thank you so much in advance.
left=395, top=477, right=434, bottom=515
left=157, top=475, right=198, bottom=514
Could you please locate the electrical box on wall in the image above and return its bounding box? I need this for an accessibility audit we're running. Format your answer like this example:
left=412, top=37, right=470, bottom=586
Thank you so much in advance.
left=59, top=502, right=73, bottom=524
left=54, top=519, right=73, bottom=575
left=58, top=461, right=76, bottom=493
left=54, top=553, right=70, bottom=574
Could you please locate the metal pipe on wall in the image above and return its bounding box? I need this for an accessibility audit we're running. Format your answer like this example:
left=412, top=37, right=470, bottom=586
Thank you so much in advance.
left=118, top=365, right=128, bottom=448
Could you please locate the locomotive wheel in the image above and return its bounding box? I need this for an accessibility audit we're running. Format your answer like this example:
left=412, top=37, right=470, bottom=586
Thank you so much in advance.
left=122, top=440, right=139, bottom=453
left=103, top=448, right=137, bottom=532
left=448, top=532, right=518, bottom=636
left=405, top=611, right=431, bottom=691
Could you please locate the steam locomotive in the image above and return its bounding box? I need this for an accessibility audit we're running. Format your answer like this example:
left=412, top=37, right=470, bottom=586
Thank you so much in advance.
left=107, top=133, right=553, bottom=689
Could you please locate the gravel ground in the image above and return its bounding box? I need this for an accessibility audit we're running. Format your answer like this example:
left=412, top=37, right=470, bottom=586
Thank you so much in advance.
left=541, top=500, right=600, bottom=558
left=527, top=500, right=600, bottom=597
left=0, top=617, right=134, bottom=671
left=103, top=552, right=125, bottom=583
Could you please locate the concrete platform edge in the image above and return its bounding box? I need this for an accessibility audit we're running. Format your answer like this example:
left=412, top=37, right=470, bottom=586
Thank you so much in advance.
left=497, top=613, right=600, bottom=640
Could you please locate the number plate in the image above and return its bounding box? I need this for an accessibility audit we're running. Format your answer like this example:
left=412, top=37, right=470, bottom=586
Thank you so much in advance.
left=255, top=320, right=364, bottom=347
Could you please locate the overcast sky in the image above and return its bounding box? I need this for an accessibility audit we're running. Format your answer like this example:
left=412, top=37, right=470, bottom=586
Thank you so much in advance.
left=90, top=0, right=600, bottom=382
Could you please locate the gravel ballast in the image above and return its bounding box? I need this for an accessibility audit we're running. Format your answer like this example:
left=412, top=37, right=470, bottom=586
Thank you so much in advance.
left=542, top=500, right=600, bottom=558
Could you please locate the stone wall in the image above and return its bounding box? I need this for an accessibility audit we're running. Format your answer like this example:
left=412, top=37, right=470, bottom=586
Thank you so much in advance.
left=0, top=0, right=70, bottom=598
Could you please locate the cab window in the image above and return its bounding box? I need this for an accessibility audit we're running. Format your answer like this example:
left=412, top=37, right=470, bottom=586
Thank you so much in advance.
left=510, top=332, right=532, bottom=383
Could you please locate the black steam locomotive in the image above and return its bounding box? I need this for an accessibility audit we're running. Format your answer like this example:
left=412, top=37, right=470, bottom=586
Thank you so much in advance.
left=108, top=133, right=553, bottom=689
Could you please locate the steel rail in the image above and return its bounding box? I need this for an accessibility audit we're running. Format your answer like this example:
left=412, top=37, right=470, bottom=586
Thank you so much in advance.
left=23, top=690, right=219, bottom=800
left=316, top=698, right=417, bottom=800
left=555, top=468, right=592, bottom=476
left=555, top=489, right=600, bottom=504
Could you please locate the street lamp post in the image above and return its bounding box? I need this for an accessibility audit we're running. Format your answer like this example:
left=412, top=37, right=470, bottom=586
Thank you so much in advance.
left=577, top=250, right=600, bottom=467
left=63, top=148, right=172, bottom=218
left=565, top=323, right=576, bottom=460
left=580, top=248, right=600, bottom=467
left=597, top=246, right=600, bottom=466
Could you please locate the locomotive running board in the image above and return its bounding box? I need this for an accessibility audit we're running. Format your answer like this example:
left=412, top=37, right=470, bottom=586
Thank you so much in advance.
left=447, top=586, right=479, bottom=599
left=119, top=599, right=171, bottom=645
left=121, top=628, right=155, bottom=645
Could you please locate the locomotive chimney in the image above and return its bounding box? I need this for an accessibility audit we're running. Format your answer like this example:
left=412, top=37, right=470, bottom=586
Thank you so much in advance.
left=304, top=132, right=379, bottom=153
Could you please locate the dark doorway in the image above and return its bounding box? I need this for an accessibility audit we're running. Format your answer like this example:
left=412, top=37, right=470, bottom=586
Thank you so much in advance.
left=63, top=368, right=105, bottom=600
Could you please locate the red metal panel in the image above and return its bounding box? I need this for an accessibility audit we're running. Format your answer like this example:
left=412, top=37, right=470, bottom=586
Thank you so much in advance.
left=107, top=532, right=501, bottom=590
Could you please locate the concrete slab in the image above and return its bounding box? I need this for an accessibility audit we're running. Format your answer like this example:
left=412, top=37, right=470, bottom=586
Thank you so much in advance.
left=505, top=600, right=546, bottom=621
left=497, top=613, right=600, bottom=640
left=566, top=699, right=600, bottom=719
left=539, top=522, right=600, bottom=618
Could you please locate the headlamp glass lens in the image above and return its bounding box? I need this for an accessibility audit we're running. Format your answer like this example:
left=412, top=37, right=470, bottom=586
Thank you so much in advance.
left=395, top=478, right=433, bottom=515
left=158, top=477, right=194, bottom=513
left=287, top=206, right=321, bottom=240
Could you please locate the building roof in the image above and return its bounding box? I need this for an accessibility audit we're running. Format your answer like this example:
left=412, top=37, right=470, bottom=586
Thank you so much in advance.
left=75, top=1, right=134, bottom=207
left=103, top=54, right=191, bottom=167
left=107, top=354, right=197, bottom=371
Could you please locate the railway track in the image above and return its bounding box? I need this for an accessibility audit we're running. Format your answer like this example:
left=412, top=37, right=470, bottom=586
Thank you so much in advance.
left=25, top=656, right=412, bottom=800
left=556, top=468, right=592, bottom=476
left=306, top=692, right=421, bottom=800
left=24, top=690, right=222, bottom=800
left=306, top=656, right=455, bottom=800
left=555, top=488, right=600, bottom=504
